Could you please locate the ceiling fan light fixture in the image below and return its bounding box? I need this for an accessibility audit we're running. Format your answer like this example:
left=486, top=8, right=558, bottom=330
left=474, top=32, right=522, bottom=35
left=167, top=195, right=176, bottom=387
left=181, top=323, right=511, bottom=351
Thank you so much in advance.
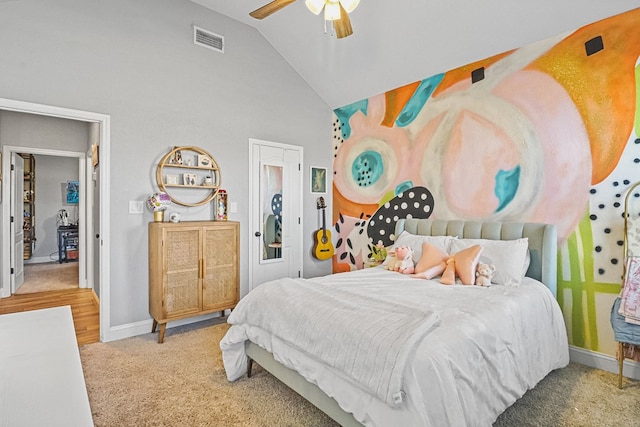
left=305, top=0, right=325, bottom=15
left=339, top=0, right=359, bottom=14
left=324, top=1, right=341, bottom=21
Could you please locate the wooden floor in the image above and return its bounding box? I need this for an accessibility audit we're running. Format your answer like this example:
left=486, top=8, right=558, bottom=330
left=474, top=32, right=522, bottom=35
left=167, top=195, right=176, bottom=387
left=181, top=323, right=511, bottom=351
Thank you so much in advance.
left=0, top=288, right=100, bottom=346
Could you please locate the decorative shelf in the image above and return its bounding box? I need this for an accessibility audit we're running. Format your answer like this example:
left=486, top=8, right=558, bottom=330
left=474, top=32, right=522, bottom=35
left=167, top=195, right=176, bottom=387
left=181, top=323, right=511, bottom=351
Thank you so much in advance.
left=156, top=146, right=221, bottom=207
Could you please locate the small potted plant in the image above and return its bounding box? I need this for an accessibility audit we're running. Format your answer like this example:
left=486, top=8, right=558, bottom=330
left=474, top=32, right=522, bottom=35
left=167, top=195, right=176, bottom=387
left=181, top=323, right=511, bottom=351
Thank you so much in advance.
left=370, top=242, right=387, bottom=264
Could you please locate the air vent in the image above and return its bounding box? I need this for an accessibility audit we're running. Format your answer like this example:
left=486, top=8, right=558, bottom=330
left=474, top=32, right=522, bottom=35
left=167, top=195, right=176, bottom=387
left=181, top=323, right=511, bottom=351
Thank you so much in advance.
left=194, top=26, right=224, bottom=53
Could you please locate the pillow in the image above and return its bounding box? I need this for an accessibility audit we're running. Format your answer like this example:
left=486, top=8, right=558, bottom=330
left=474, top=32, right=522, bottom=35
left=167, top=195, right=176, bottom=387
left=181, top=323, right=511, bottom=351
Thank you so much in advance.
left=412, top=242, right=449, bottom=279
left=392, top=230, right=455, bottom=262
left=449, top=238, right=529, bottom=286
left=440, top=245, right=483, bottom=285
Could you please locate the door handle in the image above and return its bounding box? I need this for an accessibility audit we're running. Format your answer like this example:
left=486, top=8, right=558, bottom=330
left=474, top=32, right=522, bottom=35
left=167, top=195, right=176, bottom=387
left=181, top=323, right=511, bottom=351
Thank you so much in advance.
left=254, top=231, right=261, bottom=237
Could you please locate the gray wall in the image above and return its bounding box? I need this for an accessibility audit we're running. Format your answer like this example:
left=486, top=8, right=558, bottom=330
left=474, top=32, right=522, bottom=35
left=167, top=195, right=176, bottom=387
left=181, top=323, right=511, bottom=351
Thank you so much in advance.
left=32, top=155, right=80, bottom=261
left=0, top=0, right=332, bottom=328
left=0, top=112, right=86, bottom=262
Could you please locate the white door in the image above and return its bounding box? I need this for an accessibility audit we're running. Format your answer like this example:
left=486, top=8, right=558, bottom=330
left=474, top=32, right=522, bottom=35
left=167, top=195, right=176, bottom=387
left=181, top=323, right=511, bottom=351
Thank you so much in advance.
left=249, top=139, right=303, bottom=290
left=10, top=153, right=25, bottom=293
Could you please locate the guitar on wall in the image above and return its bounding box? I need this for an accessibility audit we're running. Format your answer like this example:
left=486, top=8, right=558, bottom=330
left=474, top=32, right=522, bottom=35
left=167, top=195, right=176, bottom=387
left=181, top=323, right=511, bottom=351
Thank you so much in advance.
left=313, top=196, right=335, bottom=260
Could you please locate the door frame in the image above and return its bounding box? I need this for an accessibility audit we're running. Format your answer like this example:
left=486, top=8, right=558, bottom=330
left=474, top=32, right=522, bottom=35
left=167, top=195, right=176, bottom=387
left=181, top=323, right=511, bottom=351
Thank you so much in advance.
left=248, top=138, right=304, bottom=291
left=10, top=153, right=24, bottom=293
left=0, top=97, right=111, bottom=342
left=4, top=146, right=87, bottom=290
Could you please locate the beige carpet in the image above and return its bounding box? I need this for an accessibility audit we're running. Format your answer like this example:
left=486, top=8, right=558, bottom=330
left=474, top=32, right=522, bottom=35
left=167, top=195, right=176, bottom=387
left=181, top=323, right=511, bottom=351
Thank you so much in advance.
left=80, top=319, right=640, bottom=427
left=17, top=262, right=78, bottom=294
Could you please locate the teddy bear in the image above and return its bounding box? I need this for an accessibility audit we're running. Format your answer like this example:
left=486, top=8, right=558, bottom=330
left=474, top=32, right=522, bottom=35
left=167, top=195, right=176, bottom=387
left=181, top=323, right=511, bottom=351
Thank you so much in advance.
left=383, top=251, right=397, bottom=271
left=475, top=262, right=496, bottom=287
left=392, top=245, right=415, bottom=274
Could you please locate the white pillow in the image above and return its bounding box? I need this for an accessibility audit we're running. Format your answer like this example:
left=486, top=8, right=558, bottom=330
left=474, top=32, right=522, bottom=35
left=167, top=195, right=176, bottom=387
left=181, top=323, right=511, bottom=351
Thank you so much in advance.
left=449, top=238, right=529, bottom=286
left=392, top=230, right=455, bottom=262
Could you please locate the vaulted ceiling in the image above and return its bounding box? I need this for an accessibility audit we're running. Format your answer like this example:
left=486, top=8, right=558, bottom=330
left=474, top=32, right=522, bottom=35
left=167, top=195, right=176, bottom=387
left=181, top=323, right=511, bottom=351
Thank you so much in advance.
left=192, top=0, right=636, bottom=109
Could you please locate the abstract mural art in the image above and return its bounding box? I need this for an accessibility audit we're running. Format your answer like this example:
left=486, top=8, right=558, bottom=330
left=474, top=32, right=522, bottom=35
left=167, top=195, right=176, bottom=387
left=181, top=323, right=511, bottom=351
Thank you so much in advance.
left=331, top=8, right=640, bottom=356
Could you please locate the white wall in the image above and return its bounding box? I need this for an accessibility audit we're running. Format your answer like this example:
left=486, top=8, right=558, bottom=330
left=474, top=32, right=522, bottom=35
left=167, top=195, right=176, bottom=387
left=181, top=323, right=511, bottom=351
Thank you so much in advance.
left=0, top=0, right=333, bottom=329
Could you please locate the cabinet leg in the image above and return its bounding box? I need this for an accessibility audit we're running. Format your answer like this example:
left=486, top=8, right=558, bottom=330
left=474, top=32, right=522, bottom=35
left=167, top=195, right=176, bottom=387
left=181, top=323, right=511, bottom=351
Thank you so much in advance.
left=151, top=319, right=158, bottom=333
left=618, top=342, right=625, bottom=389
left=158, top=323, right=166, bottom=344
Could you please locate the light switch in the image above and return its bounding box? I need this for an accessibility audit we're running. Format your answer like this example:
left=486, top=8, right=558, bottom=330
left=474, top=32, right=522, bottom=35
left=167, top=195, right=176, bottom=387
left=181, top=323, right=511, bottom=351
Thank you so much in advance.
left=230, top=201, right=238, bottom=213
left=129, top=201, right=144, bottom=214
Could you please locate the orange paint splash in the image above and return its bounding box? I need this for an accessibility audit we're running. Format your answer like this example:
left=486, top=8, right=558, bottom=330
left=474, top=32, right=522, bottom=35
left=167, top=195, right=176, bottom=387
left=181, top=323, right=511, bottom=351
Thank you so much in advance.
left=433, top=51, right=514, bottom=97
left=530, top=9, right=640, bottom=185
left=381, top=81, right=422, bottom=127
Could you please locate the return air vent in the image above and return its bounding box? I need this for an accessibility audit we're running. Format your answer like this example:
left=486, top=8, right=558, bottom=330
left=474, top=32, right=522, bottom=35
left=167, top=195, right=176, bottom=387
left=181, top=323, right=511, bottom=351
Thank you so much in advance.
left=193, top=26, right=224, bottom=53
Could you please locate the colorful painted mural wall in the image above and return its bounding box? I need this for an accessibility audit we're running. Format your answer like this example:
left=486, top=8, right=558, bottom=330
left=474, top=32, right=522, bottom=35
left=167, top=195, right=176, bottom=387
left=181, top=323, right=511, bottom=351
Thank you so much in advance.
left=331, top=8, right=640, bottom=356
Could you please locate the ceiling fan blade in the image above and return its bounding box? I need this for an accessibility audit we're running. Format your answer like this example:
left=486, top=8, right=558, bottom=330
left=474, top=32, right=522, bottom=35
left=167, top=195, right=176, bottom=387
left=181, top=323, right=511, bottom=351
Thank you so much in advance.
left=250, top=0, right=297, bottom=20
left=333, top=4, right=353, bottom=39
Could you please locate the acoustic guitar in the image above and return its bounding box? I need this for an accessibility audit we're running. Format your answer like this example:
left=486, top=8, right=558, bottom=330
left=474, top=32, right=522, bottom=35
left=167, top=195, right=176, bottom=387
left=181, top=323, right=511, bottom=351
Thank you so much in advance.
left=313, top=197, right=334, bottom=260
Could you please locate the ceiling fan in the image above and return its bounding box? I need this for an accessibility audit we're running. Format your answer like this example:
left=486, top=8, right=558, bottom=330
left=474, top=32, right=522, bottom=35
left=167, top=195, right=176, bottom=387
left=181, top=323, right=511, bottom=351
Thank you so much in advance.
left=249, top=0, right=360, bottom=39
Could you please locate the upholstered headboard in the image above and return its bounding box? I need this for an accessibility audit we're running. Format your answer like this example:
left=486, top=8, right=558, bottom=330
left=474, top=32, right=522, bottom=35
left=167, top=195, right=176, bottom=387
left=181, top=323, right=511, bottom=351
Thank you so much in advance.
left=395, top=219, right=558, bottom=297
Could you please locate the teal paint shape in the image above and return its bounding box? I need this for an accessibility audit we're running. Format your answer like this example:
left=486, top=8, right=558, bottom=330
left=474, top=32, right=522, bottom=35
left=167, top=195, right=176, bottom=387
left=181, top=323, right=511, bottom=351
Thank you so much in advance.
left=395, top=74, right=445, bottom=127
left=395, top=180, right=414, bottom=195
left=334, top=100, right=369, bottom=140
left=352, top=151, right=384, bottom=188
left=495, top=166, right=520, bottom=212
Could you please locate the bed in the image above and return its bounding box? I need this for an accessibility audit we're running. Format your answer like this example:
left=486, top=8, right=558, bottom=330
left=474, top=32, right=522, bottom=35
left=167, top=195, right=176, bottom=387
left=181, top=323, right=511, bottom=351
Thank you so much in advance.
left=220, top=218, right=569, bottom=427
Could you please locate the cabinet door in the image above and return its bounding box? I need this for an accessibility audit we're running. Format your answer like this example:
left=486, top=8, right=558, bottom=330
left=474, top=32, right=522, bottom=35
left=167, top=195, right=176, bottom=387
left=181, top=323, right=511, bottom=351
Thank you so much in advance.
left=163, top=227, right=202, bottom=317
left=202, top=224, right=239, bottom=311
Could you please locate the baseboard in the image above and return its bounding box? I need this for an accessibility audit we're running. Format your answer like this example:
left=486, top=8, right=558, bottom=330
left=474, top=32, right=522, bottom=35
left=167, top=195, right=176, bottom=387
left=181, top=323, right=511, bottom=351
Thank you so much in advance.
left=569, top=345, right=640, bottom=380
left=24, top=256, right=55, bottom=264
left=103, top=312, right=223, bottom=342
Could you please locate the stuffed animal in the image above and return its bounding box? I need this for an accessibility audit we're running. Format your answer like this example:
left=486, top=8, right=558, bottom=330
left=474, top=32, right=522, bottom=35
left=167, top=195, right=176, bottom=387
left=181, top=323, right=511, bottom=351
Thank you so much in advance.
left=384, top=251, right=397, bottom=271
left=393, top=245, right=415, bottom=274
left=475, top=262, right=496, bottom=287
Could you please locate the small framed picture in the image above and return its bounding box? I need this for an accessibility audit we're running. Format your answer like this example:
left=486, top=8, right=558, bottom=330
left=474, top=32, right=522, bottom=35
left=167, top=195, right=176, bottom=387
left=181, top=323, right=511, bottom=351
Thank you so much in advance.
left=168, top=149, right=183, bottom=165
left=310, top=166, right=327, bottom=194
left=183, top=173, right=197, bottom=186
left=165, top=174, right=178, bottom=185
left=198, top=155, right=212, bottom=168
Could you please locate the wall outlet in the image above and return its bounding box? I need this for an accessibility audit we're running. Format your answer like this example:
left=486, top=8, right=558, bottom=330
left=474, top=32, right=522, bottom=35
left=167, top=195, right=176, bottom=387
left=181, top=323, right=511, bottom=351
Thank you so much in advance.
left=129, top=201, right=144, bottom=214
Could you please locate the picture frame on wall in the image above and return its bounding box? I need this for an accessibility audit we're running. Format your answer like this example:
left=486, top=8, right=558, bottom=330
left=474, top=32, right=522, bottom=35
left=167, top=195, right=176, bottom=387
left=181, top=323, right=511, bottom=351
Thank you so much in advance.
left=91, top=143, right=99, bottom=168
left=66, top=180, right=79, bottom=204
left=310, top=166, right=327, bottom=194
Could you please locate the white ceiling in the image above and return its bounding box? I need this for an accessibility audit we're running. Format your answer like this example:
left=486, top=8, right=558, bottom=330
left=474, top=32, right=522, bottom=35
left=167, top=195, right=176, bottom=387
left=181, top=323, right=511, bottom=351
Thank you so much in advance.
left=192, top=0, right=636, bottom=109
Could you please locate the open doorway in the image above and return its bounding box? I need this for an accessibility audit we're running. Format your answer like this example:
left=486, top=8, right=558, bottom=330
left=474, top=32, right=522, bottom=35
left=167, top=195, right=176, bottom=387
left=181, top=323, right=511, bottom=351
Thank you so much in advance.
left=16, top=152, right=82, bottom=295
left=5, top=145, right=87, bottom=296
left=0, top=97, right=111, bottom=342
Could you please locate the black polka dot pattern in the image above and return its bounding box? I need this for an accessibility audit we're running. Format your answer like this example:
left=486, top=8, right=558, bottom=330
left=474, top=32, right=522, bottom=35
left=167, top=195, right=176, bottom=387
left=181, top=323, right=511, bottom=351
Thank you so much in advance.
left=367, top=186, right=435, bottom=247
left=590, top=138, right=640, bottom=277
left=333, top=116, right=345, bottom=159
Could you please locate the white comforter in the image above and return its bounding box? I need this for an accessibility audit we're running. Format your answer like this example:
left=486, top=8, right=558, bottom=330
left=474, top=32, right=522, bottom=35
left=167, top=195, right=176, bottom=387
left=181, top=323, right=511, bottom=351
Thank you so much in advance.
left=220, top=267, right=569, bottom=427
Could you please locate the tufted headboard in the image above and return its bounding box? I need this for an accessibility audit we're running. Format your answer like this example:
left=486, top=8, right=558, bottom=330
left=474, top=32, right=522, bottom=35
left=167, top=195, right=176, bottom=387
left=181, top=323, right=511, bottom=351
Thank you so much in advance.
left=395, top=218, right=558, bottom=297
